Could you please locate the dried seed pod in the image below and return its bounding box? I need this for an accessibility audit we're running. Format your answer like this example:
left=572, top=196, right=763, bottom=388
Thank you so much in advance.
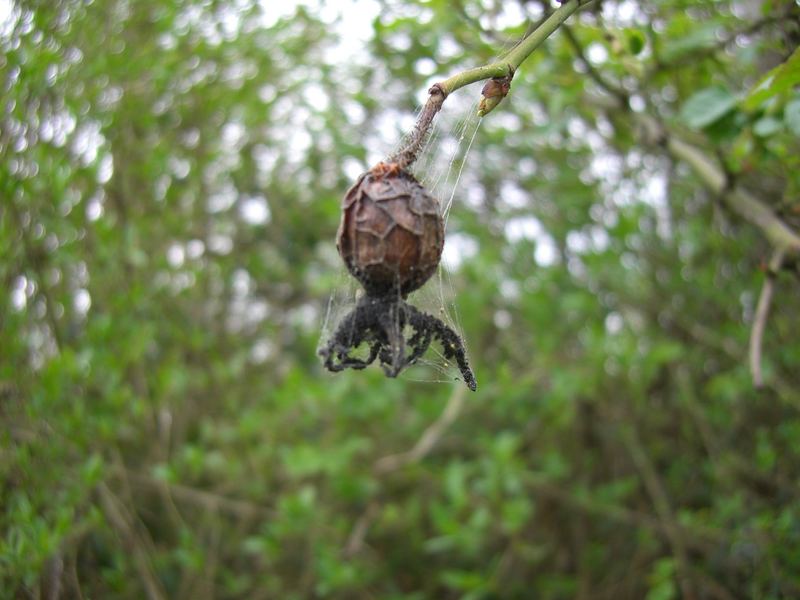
left=337, top=165, right=444, bottom=296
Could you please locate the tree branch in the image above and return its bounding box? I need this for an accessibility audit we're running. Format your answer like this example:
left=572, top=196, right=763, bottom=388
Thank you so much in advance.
left=386, top=0, right=591, bottom=169
left=121, top=470, right=273, bottom=520
left=619, top=422, right=697, bottom=600
left=440, top=0, right=590, bottom=95
left=523, top=473, right=727, bottom=551
left=749, top=249, right=785, bottom=388
left=564, top=25, right=800, bottom=255
left=343, top=385, right=467, bottom=558
left=562, top=24, right=629, bottom=105
left=565, top=18, right=800, bottom=390
left=662, top=135, right=800, bottom=253
left=97, top=483, right=167, bottom=600
left=373, top=385, right=467, bottom=474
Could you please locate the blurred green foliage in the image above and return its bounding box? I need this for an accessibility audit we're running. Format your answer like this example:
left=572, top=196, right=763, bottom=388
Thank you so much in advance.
left=2, top=0, right=800, bottom=598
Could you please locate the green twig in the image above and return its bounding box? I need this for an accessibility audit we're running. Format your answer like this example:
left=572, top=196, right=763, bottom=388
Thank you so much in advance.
left=437, top=0, right=589, bottom=95
left=387, top=0, right=590, bottom=168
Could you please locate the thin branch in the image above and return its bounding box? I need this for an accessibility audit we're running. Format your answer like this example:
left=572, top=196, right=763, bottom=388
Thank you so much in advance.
left=564, top=25, right=800, bottom=256
left=750, top=279, right=774, bottom=387
left=523, top=473, right=726, bottom=551
left=385, top=84, right=448, bottom=170
left=559, top=13, right=800, bottom=259
left=122, top=470, right=273, bottom=520
left=97, top=483, right=167, bottom=600
left=663, top=135, right=800, bottom=253
left=342, top=502, right=380, bottom=558
left=565, top=22, right=800, bottom=398
left=565, top=25, right=799, bottom=391
left=661, top=309, right=799, bottom=408
left=562, top=24, right=629, bottom=105
left=619, top=423, right=697, bottom=600
left=67, top=551, right=85, bottom=600
left=386, top=0, right=591, bottom=169
left=343, top=385, right=468, bottom=557
left=40, top=553, right=64, bottom=600
left=373, top=385, right=466, bottom=474
left=441, top=0, right=590, bottom=95
left=750, top=249, right=786, bottom=388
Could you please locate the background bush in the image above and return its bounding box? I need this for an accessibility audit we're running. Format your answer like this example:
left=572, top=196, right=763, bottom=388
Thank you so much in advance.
left=2, top=0, right=800, bottom=598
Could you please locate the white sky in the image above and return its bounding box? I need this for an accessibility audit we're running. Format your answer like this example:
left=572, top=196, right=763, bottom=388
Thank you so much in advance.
left=0, top=0, right=15, bottom=37
left=260, top=0, right=380, bottom=64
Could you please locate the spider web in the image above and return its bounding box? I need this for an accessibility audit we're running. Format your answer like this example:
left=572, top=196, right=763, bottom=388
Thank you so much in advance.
left=399, top=28, right=524, bottom=384
left=401, top=101, right=482, bottom=387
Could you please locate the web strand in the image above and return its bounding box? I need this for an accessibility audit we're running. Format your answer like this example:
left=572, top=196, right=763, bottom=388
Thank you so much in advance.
left=443, top=117, right=481, bottom=228
left=429, top=114, right=469, bottom=196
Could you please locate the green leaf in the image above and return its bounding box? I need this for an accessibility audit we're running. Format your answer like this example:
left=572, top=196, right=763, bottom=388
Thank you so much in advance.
left=743, top=48, right=800, bottom=111
left=680, top=86, right=737, bottom=129
left=646, top=558, right=677, bottom=600
left=661, top=23, right=717, bottom=62
left=753, top=116, right=783, bottom=137
left=626, top=30, right=645, bottom=56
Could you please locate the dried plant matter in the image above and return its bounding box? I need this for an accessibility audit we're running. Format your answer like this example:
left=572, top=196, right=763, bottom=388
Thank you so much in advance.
left=320, top=164, right=476, bottom=390
left=337, top=165, right=444, bottom=296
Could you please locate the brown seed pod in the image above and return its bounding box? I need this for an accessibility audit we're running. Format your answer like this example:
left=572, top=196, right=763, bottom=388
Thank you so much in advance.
left=337, top=164, right=444, bottom=296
